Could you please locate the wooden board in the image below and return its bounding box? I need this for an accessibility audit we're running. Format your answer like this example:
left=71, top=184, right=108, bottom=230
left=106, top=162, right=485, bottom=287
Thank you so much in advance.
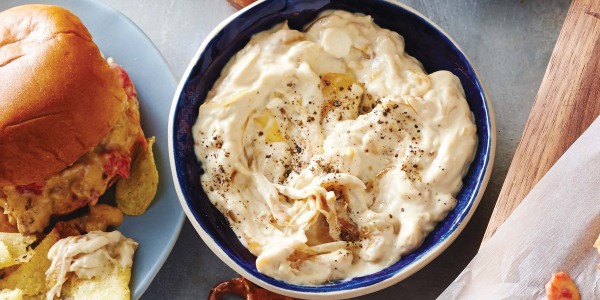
left=482, top=0, right=600, bottom=243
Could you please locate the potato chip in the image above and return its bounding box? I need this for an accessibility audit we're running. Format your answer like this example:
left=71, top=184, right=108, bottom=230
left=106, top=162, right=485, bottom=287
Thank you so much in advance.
left=0, top=233, right=36, bottom=269
left=59, top=267, right=131, bottom=300
left=0, top=221, right=137, bottom=299
left=0, top=243, right=11, bottom=269
left=0, top=234, right=55, bottom=296
left=45, top=229, right=135, bottom=300
left=0, top=223, right=77, bottom=297
left=116, top=136, right=159, bottom=215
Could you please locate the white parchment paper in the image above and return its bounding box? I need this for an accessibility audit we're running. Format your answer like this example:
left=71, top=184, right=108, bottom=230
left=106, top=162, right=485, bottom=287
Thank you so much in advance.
left=439, top=117, right=600, bottom=299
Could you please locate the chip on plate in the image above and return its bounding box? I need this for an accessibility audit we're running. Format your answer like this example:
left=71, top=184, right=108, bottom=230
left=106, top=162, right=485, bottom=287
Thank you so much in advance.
left=59, top=266, right=132, bottom=300
left=0, top=225, right=68, bottom=297
left=0, top=233, right=36, bottom=270
left=116, top=136, right=159, bottom=215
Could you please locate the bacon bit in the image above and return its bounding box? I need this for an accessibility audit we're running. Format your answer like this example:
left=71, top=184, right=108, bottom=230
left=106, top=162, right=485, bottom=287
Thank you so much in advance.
left=102, top=150, right=131, bottom=179
left=208, top=277, right=295, bottom=300
left=15, top=182, right=44, bottom=195
left=545, top=272, right=580, bottom=300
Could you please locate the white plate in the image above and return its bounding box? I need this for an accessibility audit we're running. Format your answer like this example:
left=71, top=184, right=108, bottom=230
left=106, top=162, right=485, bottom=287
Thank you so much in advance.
left=0, top=1, right=185, bottom=299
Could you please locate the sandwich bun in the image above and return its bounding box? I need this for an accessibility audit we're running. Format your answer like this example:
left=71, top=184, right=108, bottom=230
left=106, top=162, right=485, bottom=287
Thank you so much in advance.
left=0, top=5, right=127, bottom=187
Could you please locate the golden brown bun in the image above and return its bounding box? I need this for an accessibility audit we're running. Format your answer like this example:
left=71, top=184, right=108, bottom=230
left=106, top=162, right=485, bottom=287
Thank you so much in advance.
left=0, top=5, right=127, bottom=187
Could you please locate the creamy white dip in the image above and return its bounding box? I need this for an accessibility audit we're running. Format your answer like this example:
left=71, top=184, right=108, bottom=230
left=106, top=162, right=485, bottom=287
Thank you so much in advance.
left=45, top=231, right=137, bottom=299
left=193, top=10, right=477, bottom=285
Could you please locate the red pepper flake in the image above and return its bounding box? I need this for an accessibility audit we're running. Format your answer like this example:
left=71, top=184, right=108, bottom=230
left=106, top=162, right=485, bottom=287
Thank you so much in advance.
left=102, top=150, right=132, bottom=179
left=110, top=64, right=137, bottom=99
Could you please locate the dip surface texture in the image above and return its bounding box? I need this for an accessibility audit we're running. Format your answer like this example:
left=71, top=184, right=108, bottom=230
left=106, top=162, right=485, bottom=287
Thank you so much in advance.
left=193, top=10, right=477, bottom=285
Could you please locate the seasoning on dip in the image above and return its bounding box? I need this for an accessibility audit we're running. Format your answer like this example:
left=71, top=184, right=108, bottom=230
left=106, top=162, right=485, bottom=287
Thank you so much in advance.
left=193, top=10, right=477, bottom=285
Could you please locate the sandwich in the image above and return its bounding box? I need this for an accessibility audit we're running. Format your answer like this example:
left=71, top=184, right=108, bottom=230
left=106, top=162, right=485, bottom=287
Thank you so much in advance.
left=0, top=4, right=146, bottom=234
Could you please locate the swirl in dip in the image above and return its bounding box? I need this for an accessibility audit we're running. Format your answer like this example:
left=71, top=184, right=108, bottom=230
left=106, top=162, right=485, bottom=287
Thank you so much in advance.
left=193, top=10, right=477, bottom=285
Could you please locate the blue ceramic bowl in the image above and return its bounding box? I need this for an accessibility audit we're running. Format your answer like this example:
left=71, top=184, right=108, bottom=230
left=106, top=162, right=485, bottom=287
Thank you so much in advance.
left=169, top=0, right=495, bottom=298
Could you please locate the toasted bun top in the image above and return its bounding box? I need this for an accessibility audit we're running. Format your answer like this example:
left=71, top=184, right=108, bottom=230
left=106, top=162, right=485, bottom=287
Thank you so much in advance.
left=0, top=5, right=127, bottom=187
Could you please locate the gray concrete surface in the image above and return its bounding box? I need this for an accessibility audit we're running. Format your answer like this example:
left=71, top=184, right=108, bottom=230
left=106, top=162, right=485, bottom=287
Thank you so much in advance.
left=99, top=0, right=571, bottom=299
